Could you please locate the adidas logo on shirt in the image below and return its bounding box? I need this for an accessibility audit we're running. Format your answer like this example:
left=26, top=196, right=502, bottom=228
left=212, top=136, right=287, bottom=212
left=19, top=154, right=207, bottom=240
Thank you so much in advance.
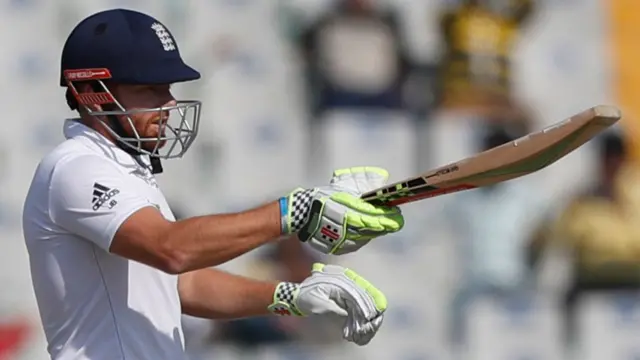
left=92, top=183, right=120, bottom=211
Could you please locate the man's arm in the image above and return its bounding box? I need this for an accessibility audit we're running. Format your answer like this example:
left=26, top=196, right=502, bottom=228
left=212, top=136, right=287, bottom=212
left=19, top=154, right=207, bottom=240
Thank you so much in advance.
left=110, top=202, right=283, bottom=274
left=178, top=268, right=277, bottom=319
left=49, top=154, right=287, bottom=276
left=179, top=263, right=390, bottom=347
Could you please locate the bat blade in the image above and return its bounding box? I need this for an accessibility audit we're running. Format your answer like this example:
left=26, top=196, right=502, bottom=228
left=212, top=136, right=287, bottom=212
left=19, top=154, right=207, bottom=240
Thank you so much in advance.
left=361, top=105, right=622, bottom=206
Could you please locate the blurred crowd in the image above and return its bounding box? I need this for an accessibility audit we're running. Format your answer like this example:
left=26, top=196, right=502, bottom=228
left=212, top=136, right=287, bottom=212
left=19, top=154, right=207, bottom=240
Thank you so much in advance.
left=2, top=0, right=640, bottom=359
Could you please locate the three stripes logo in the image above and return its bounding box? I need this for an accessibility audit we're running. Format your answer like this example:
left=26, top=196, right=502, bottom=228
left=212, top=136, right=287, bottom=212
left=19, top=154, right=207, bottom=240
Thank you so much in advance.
left=92, top=183, right=120, bottom=211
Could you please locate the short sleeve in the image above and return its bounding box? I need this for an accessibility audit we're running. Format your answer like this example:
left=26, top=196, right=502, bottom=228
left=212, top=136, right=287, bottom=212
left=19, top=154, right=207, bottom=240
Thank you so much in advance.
left=49, top=154, right=152, bottom=251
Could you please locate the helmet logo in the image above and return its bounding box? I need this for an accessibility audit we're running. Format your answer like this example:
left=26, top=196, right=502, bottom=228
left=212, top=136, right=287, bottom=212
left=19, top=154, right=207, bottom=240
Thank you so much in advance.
left=151, top=23, right=176, bottom=52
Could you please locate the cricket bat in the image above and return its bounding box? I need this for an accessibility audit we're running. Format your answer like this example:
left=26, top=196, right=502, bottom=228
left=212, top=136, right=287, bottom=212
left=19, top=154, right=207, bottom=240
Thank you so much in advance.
left=361, top=105, right=622, bottom=207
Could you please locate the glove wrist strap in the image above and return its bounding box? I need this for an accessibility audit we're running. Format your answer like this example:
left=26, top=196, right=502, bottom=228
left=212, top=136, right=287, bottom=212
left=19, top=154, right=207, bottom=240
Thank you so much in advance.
left=280, top=188, right=315, bottom=236
left=268, top=282, right=303, bottom=317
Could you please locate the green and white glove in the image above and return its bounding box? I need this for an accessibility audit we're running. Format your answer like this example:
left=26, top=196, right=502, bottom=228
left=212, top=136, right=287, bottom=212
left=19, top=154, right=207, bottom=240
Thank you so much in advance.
left=268, top=263, right=387, bottom=346
left=279, top=166, right=404, bottom=255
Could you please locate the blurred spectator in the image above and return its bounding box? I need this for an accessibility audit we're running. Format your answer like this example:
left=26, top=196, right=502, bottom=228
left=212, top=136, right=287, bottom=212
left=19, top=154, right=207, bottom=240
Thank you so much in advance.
left=290, top=0, right=423, bottom=184
left=294, top=0, right=415, bottom=116
left=442, top=116, right=545, bottom=349
left=436, top=0, right=535, bottom=114
left=528, top=132, right=640, bottom=345
left=425, top=0, right=535, bottom=176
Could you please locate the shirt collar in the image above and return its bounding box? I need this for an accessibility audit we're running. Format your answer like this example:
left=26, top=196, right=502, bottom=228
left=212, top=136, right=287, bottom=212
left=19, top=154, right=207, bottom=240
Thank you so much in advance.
left=63, top=118, right=151, bottom=170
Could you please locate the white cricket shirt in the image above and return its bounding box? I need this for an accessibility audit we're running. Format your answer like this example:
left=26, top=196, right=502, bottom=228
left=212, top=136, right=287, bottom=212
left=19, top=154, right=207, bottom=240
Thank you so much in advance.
left=22, top=120, right=187, bottom=360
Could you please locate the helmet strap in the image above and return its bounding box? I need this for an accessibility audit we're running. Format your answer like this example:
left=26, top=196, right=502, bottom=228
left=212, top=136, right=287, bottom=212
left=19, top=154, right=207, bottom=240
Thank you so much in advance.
left=150, top=157, right=163, bottom=174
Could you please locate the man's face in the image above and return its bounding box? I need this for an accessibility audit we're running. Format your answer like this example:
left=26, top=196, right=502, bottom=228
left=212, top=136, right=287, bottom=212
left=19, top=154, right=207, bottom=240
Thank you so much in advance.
left=109, top=83, right=176, bottom=151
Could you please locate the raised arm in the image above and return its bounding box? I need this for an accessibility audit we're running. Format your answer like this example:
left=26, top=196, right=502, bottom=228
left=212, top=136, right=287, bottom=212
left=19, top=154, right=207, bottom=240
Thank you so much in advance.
left=50, top=158, right=403, bottom=275
left=111, top=202, right=282, bottom=274
left=49, top=154, right=284, bottom=274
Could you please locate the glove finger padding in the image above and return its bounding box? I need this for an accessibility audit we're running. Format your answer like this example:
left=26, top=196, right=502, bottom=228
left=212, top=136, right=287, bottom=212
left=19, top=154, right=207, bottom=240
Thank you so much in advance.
left=330, top=167, right=389, bottom=194
left=345, top=315, right=384, bottom=346
left=311, top=264, right=386, bottom=345
left=311, top=264, right=386, bottom=318
left=295, top=286, right=348, bottom=317
left=269, top=263, right=387, bottom=346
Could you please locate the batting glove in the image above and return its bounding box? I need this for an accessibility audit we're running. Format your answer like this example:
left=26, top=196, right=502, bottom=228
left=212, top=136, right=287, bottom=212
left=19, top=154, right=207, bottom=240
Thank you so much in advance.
left=267, top=263, right=387, bottom=346
left=279, top=166, right=404, bottom=255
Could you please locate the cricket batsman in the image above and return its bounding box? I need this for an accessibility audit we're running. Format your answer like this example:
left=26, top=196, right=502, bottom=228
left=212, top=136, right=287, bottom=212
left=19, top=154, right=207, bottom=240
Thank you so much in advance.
left=21, top=8, right=405, bottom=360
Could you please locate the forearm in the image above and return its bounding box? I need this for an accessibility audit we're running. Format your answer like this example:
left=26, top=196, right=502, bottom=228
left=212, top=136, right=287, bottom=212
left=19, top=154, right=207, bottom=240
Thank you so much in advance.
left=178, top=268, right=278, bottom=319
left=163, top=201, right=283, bottom=272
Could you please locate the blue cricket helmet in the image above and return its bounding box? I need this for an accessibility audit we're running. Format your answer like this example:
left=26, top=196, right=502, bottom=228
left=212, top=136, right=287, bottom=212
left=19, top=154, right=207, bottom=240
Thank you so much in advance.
left=60, top=8, right=202, bottom=163
left=60, top=8, right=200, bottom=86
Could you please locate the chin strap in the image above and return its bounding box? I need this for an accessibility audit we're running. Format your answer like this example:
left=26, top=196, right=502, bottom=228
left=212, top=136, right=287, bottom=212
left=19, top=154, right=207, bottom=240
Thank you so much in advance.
left=149, top=157, right=163, bottom=174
